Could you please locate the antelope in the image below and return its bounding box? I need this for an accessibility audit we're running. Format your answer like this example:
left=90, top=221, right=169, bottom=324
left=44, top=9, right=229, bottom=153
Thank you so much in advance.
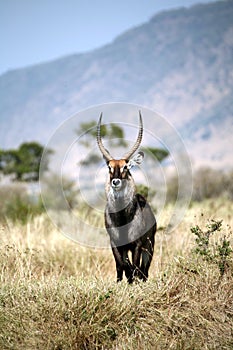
left=97, top=112, right=157, bottom=283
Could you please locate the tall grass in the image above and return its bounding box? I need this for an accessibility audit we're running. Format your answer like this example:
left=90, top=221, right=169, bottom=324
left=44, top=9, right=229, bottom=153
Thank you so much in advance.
left=0, top=199, right=233, bottom=349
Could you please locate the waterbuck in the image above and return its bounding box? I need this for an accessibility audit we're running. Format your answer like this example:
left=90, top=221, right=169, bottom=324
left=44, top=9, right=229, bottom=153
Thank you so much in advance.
left=97, top=112, right=157, bottom=283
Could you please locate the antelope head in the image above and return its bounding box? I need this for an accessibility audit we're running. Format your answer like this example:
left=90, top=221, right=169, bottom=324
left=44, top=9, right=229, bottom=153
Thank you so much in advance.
left=97, top=112, right=144, bottom=193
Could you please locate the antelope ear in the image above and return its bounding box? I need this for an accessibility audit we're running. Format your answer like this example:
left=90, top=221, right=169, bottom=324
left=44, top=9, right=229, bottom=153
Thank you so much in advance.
left=127, top=151, right=144, bottom=169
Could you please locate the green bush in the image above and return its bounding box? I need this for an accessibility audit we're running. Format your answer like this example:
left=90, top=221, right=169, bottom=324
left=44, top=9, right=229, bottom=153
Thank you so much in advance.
left=191, top=219, right=233, bottom=276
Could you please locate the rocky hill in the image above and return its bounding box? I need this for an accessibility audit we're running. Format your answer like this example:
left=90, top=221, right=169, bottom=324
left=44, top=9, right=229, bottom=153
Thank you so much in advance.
left=0, top=0, right=232, bottom=168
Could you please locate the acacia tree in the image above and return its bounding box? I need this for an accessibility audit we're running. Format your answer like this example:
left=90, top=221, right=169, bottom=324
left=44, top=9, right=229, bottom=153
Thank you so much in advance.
left=142, top=147, right=169, bottom=162
left=0, top=142, right=49, bottom=182
left=77, top=120, right=169, bottom=166
left=77, top=121, right=128, bottom=166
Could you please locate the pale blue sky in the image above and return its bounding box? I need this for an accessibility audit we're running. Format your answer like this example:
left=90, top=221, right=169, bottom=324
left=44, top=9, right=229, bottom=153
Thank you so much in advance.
left=0, top=0, right=218, bottom=75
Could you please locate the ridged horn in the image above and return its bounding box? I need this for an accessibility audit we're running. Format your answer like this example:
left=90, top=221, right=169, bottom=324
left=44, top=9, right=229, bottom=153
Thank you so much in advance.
left=123, top=111, right=143, bottom=160
left=97, top=113, right=113, bottom=162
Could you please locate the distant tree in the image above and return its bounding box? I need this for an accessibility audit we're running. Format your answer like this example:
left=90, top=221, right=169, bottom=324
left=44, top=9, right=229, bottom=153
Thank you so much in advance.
left=107, top=124, right=128, bottom=148
left=142, top=147, right=169, bottom=163
left=78, top=121, right=105, bottom=148
left=0, top=142, right=50, bottom=182
left=77, top=121, right=169, bottom=166
left=77, top=120, right=128, bottom=166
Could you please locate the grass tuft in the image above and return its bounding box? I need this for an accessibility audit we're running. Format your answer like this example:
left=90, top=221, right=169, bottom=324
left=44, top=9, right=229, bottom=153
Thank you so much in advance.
left=0, top=199, right=233, bottom=349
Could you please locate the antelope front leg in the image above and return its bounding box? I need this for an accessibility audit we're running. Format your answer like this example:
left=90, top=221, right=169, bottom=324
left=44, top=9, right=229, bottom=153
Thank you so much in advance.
left=132, top=244, right=142, bottom=280
left=111, top=246, right=134, bottom=283
left=111, top=246, right=124, bottom=282
left=122, top=249, right=134, bottom=284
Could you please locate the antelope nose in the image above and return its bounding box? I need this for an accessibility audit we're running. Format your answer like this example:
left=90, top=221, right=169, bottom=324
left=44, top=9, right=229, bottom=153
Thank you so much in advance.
left=112, top=179, right=121, bottom=188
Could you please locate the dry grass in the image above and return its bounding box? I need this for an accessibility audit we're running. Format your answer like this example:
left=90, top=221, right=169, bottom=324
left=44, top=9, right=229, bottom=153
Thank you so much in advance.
left=0, top=199, right=233, bottom=349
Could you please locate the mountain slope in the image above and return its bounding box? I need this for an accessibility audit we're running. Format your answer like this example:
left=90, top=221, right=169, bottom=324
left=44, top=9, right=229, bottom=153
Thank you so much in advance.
left=0, top=0, right=232, bottom=168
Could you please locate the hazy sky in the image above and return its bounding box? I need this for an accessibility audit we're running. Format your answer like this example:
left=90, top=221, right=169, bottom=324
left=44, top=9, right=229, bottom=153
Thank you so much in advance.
left=1, top=0, right=218, bottom=75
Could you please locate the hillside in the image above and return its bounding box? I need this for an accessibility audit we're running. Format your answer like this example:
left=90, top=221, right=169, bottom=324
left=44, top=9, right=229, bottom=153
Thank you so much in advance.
left=0, top=0, right=233, bottom=168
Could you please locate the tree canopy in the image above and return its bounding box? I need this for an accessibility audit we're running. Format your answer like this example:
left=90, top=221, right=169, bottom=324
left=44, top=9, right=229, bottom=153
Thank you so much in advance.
left=77, top=121, right=128, bottom=165
left=0, top=142, right=48, bottom=182
left=77, top=120, right=169, bottom=166
left=142, top=147, right=169, bottom=163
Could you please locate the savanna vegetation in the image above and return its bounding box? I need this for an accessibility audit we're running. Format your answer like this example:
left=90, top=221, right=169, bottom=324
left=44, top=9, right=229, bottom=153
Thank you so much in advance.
left=0, top=191, right=232, bottom=349
left=0, top=136, right=233, bottom=349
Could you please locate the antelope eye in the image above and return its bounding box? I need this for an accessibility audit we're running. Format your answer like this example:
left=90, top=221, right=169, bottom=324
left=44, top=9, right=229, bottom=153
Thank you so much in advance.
left=123, top=165, right=128, bottom=172
left=108, top=165, right=113, bottom=173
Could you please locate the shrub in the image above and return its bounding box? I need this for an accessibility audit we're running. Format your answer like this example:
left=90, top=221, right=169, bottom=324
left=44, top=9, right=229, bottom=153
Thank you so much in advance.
left=0, top=183, right=44, bottom=224
left=192, top=167, right=226, bottom=201
left=165, top=167, right=233, bottom=203
left=191, top=219, right=233, bottom=276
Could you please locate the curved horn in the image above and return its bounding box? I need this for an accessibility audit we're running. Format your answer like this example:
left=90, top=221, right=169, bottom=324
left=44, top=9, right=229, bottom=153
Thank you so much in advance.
left=97, top=113, right=113, bottom=162
left=123, top=111, right=143, bottom=160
